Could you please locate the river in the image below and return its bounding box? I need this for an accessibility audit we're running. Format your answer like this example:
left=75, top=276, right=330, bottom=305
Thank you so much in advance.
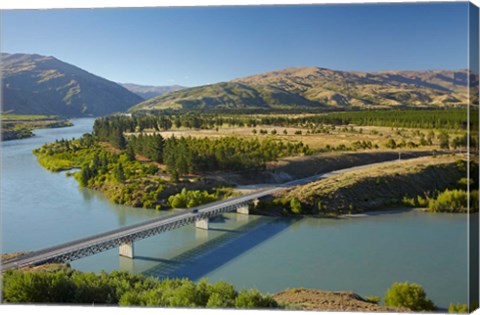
left=1, top=118, right=470, bottom=309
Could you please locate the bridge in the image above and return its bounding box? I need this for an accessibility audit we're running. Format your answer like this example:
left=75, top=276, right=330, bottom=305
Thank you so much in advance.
left=0, top=159, right=398, bottom=271
left=1, top=186, right=285, bottom=271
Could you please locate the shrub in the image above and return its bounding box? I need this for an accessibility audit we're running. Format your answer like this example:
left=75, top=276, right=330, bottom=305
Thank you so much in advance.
left=448, top=303, right=469, bottom=313
left=428, top=189, right=468, bottom=213
left=290, top=198, right=302, bottom=214
left=384, top=282, right=436, bottom=311
left=234, top=289, right=278, bottom=309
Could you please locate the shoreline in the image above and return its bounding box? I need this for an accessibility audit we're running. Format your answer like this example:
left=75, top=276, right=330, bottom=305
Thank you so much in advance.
left=340, top=207, right=419, bottom=218
left=1, top=119, right=74, bottom=141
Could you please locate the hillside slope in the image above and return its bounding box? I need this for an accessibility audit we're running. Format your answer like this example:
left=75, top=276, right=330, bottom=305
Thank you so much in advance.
left=2, top=53, right=144, bottom=116
left=276, top=155, right=466, bottom=215
left=131, top=67, right=471, bottom=112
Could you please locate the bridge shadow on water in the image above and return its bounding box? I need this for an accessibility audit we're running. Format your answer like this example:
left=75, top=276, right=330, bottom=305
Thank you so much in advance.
left=140, top=216, right=299, bottom=281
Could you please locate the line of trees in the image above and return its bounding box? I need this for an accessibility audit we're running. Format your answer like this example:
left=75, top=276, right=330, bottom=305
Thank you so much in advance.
left=5, top=266, right=473, bottom=312
left=93, top=114, right=255, bottom=136
left=264, top=109, right=476, bottom=130
left=1, top=267, right=279, bottom=308
left=93, top=109, right=477, bottom=137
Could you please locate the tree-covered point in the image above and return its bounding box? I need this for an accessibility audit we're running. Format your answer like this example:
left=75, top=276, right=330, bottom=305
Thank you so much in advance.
left=33, top=134, right=171, bottom=208
left=1, top=266, right=280, bottom=309
left=32, top=132, right=309, bottom=209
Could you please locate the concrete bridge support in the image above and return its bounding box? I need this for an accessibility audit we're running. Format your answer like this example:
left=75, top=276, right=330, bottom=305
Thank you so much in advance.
left=195, top=218, right=209, bottom=230
left=119, top=241, right=134, bottom=259
left=236, top=205, right=250, bottom=215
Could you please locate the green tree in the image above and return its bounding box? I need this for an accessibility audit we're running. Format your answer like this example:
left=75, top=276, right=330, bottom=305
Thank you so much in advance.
left=115, top=163, right=126, bottom=183
left=125, top=145, right=136, bottom=162
left=384, top=282, right=436, bottom=311
left=290, top=198, right=302, bottom=214
left=79, top=165, right=93, bottom=186
left=438, top=131, right=450, bottom=149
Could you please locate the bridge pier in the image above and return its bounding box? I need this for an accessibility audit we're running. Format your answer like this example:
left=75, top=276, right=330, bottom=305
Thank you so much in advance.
left=195, top=218, right=209, bottom=230
left=236, top=205, right=250, bottom=215
left=119, top=241, right=134, bottom=259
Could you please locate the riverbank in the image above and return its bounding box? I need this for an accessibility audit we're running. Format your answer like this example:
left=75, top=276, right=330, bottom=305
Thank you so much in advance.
left=274, top=288, right=409, bottom=312
left=1, top=114, right=73, bottom=141
left=263, top=155, right=472, bottom=216
left=339, top=207, right=416, bottom=218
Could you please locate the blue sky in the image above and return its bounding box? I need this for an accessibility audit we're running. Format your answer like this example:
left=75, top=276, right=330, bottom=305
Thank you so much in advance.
left=1, top=2, right=470, bottom=86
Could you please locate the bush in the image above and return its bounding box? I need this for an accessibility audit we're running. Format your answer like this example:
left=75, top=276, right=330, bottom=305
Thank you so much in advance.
left=2, top=268, right=282, bottom=309
left=290, top=198, right=302, bottom=214
left=448, top=303, right=469, bottom=313
left=168, top=188, right=218, bottom=209
left=234, top=289, right=278, bottom=309
left=384, top=282, right=436, bottom=311
left=2, top=269, right=75, bottom=303
left=428, top=189, right=469, bottom=213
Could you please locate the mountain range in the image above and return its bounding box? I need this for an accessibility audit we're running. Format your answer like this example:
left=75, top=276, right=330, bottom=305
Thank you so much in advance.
left=2, top=53, right=143, bottom=117
left=119, top=83, right=186, bottom=100
left=130, top=67, right=473, bottom=112
left=2, top=53, right=475, bottom=117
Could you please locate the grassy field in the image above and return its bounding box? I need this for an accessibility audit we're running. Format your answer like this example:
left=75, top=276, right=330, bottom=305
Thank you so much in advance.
left=1, top=114, right=58, bottom=121
left=127, top=123, right=462, bottom=153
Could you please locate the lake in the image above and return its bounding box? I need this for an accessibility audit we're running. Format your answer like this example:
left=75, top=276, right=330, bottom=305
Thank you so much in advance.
left=1, top=118, right=470, bottom=309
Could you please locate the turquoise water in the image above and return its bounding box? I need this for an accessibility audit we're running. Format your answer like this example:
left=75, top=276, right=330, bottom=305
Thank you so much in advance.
left=1, top=119, right=469, bottom=308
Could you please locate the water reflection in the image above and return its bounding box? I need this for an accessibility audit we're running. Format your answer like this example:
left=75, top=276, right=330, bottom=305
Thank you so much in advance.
left=142, top=217, right=297, bottom=281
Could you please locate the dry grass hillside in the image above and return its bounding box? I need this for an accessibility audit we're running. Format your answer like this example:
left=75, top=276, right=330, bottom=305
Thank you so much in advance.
left=2, top=53, right=143, bottom=116
left=276, top=155, right=467, bottom=215
left=132, top=66, right=472, bottom=111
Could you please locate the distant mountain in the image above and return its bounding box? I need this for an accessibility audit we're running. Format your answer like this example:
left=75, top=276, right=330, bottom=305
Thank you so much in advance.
left=119, top=83, right=186, bottom=99
left=130, top=67, right=472, bottom=112
left=2, top=53, right=144, bottom=117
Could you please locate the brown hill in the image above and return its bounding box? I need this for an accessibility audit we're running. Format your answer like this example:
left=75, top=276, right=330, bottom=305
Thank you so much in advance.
left=131, top=66, right=471, bottom=112
left=2, top=53, right=144, bottom=117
